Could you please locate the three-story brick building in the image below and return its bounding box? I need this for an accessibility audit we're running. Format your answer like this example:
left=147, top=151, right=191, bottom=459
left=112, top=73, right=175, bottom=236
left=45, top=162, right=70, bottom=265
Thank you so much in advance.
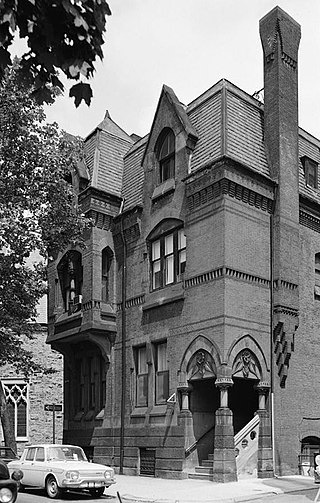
left=47, top=6, right=320, bottom=481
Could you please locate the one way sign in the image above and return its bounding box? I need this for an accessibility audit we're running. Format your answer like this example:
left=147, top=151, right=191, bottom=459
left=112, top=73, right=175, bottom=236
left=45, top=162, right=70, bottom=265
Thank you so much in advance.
left=44, top=404, right=63, bottom=412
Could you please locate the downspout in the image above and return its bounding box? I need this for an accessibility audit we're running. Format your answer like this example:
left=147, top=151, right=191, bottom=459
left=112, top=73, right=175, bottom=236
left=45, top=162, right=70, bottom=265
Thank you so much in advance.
left=270, top=186, right=278, bottom=476
left=119, top=199, right=126, bottom=474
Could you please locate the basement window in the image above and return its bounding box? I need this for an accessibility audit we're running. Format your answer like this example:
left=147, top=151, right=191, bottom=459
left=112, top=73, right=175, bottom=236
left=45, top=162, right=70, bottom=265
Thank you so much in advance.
left=301, top=156, right=318, bottom=189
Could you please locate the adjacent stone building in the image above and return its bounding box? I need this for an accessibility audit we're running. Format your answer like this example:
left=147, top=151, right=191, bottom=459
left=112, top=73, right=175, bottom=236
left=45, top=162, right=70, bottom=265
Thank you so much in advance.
left=47, top=6, right=320, bottom=481
left=0, top=296, right=63, bottom=454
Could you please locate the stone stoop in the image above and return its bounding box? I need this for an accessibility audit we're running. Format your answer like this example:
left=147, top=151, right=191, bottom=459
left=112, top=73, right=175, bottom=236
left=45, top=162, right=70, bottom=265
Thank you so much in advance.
left=188, top=455, right=214, bottom=480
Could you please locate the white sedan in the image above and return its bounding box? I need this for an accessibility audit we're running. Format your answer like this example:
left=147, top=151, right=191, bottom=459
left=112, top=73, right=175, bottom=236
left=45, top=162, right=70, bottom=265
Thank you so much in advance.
left=8, top=444, right=116, bottom=499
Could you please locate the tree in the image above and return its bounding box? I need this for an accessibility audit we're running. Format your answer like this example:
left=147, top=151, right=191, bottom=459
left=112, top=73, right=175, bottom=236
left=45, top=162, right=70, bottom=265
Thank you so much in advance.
left=0, top=61, right=90, bottom=450
left=0, top=0, right=111, bottom=107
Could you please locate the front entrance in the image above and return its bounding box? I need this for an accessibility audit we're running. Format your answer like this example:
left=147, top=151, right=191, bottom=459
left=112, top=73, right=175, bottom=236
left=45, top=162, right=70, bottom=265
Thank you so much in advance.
left=229, top=378, right=259, bottom=434
left=189, top=378, right=219, bottom=464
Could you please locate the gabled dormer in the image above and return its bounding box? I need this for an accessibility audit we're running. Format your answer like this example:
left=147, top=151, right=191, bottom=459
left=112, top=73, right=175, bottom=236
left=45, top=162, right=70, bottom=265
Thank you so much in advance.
left=141, top=85, right=198, bottom=207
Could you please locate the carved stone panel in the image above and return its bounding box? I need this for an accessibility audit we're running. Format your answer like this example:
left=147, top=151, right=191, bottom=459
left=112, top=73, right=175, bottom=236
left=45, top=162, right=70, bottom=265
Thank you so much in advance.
left=187, top=350, right=216, bottom=381
left=232, top=349, right=261, bottom=380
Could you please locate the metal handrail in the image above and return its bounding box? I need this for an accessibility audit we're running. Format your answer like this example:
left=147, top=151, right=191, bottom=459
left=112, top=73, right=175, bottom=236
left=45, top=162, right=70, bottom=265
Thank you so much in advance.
left=185, top=425, right=215, bottom=457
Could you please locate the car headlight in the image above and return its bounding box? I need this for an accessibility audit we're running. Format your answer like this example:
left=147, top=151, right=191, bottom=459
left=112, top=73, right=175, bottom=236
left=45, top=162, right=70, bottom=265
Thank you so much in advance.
left=65, top=470, right=80, bottom=481
left=0, top=487, right=14, bottom=503
left=104, top=469, right=114, bottom=479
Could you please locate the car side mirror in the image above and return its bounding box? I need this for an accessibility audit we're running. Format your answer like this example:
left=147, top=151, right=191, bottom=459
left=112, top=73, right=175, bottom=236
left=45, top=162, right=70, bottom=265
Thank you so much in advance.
left=11, top=470, right=23, bottom=481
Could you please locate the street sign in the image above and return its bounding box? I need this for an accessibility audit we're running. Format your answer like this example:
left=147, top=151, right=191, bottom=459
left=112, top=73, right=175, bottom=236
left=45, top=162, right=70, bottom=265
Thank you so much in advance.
left=44, top=404, right=63, bottom=412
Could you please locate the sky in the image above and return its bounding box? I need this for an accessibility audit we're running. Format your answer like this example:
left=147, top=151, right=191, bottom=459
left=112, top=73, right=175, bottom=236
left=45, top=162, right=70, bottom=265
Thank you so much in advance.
left=22, top=1, right=320, bottom=140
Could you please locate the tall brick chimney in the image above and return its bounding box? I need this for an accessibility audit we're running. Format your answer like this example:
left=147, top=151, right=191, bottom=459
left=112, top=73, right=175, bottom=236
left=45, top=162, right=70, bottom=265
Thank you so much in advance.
left=260, top=7, right=301, bottom=387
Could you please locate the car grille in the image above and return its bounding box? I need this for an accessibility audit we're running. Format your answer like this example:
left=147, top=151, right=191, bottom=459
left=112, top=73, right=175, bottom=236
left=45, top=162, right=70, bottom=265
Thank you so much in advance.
left=79, top=471, right=105, bottom=479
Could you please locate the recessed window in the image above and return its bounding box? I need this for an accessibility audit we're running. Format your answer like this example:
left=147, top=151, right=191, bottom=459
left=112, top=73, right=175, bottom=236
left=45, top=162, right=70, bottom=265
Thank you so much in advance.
left=155, top=341, right=169, bottom=405
left=301, top=156, right=318, bottom=189
left=57, top=251, right=83, bottom=313
left=101, top=247, right=113, bottom=303
left=135, top=346, right=148, bottom=407
left=151, top=228, right=186, bottom=290
left=157, top=129, right=175, bottom=183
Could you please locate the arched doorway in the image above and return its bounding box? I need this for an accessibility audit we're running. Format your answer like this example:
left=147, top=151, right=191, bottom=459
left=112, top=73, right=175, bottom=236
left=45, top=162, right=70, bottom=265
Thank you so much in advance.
left=186, top=349, right=219, bottom=463
left=300, top=436, right=320, bottom=477
left=229, top=378, right=259, bottom=435
left=189, top=377, right=220, bottom=463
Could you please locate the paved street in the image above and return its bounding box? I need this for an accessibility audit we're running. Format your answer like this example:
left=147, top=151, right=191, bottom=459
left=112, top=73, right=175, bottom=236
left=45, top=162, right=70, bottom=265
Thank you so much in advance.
left=13, top=475, right=320, bottom=503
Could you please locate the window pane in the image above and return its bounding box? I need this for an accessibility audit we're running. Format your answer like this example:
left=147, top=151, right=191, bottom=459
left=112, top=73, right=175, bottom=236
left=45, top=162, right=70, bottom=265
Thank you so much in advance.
left=152, top=240, right=160, bottom=260
left=165, top=255, right=174, bottom=284
left=179, top=249, right=186, bottom=276
left=178, top=229, right=186, bottom=250
left=153, top=261, right=162, bottom=290
left=138, top=347, right=147, bottom=373
left=156, top=371, right=169, bottom=404
left=36, top=447, right=45, bottom=462
left=17, top=400, right=27, bottom=437
left=165, top=234, right=173, bottom=255
left=137, top=375, right=148, bottom=407
left=157, top=343, right=167, bottom=371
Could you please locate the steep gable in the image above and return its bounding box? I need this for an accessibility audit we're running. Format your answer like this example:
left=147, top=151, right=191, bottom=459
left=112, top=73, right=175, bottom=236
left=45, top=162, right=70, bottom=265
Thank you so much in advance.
left=84, top=111, right=133, bottom=197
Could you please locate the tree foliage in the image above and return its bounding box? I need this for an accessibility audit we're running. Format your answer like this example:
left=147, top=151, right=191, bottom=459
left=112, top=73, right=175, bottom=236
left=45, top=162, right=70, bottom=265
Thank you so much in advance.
left=0, top=0, right=111, bottom=106
left=0, top=61, right=90, bottom=377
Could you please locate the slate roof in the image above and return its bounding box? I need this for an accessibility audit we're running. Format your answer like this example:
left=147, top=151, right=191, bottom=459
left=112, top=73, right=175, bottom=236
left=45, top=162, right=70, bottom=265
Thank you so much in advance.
left=119, top=80, right=320, bottom=210
left=84, top=111, right=133, bottom=197
left=122, top=135, right=148, bottom=210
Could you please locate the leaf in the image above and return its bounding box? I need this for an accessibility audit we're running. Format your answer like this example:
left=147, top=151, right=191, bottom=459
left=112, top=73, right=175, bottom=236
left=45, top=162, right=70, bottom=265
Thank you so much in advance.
left=69, top=82, right=93, bottom=107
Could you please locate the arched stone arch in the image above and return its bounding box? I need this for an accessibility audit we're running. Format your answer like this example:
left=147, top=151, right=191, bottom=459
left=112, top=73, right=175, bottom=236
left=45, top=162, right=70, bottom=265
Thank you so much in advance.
left=227, top=334, right=269, bottom=382
left=178, top=335, right=221, bottom=386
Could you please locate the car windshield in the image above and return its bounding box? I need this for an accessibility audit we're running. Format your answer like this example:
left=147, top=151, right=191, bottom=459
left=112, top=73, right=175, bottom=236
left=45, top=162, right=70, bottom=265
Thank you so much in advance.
left=0, top=448, right=17, bottom=459
left=48, top=446, right=87, bottom=462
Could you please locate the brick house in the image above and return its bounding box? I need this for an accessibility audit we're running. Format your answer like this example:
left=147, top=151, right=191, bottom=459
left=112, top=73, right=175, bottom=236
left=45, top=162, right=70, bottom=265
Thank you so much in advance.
left=47, top=6, right=320, bottom=481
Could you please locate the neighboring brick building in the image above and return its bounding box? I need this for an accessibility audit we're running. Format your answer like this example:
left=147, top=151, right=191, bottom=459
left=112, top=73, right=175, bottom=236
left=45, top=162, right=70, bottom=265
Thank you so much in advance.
left=0, top=296, right=63, bottom=455
left=47, top=6, right=320, bottom=481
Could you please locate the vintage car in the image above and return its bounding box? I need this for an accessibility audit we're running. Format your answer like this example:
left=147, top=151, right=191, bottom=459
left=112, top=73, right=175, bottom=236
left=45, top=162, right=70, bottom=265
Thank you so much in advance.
left=8, top=444, right=115, bottom=499
left=0, top=458, right=23, bottom=503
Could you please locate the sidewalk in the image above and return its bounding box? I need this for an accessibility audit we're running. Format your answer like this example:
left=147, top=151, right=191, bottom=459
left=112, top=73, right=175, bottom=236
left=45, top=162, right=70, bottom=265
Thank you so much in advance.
left=106, top=474, right=317, bottom=503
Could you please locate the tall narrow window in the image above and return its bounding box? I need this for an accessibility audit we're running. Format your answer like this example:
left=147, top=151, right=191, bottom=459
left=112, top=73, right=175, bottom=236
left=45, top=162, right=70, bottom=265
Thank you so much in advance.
left=2, top=381, right=28, bottom=440
left=158, top=129, right=175, bottom=183
left=315, top=253, right=320, bottom=300
left=150, top=226, right=186, bottom=290
left=88, top=358, right=96, bottom=410
left=57, top=251, right=83, bottom=312
left=135, top=346, right=148, bottom=407
left=102, top=247, right=113, bottom=303
left=99, top=356, right=106, bottom=410
left=155, top=341, right=169, bottom=405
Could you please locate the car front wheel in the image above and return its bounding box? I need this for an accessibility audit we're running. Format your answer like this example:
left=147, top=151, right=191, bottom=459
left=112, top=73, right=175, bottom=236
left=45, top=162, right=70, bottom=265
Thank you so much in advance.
left=89, top=487, right=105, bottom=497
left=45, top=475, right=63, bottom=499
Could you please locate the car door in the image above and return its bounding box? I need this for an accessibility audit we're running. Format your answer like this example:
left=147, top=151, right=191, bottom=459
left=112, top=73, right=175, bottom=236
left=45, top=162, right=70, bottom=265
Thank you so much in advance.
left=30, top=447, right=46, bottom=487
left=20, top=447, right=36, bottom=485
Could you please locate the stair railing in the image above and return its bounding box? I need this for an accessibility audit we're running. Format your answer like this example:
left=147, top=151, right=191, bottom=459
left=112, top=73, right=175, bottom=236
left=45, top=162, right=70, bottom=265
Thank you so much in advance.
left=185, top=425, right=215, bottom=458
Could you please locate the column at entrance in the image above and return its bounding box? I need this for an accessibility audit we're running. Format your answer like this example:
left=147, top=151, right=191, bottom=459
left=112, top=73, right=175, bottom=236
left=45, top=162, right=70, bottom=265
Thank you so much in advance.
left=255, top=382, right=273, bottom=478
left=212, top=375, right=237, bottom=483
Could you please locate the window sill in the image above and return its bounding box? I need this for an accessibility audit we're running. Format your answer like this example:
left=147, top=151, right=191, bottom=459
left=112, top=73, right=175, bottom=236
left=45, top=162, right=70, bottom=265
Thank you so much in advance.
left=149, top=404, right=167, bottom=416
left=143, top=283, right=184, bottom=311
left=152, top=179, right=175, bottom=202
left=131, top=407, right=148, bottom=417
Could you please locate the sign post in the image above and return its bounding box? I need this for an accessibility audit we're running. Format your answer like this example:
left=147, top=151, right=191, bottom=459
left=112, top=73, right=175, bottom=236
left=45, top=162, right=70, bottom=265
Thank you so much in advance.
left=44, top=404, right=63, bottom=444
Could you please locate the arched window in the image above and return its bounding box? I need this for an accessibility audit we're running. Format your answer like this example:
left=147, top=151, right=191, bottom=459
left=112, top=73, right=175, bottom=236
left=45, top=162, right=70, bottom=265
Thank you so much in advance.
left=148, top=219, right=186, bottom=290
left=157, top=129, right=175, bottom=183
left=57, top=251, right=83, bottom=312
